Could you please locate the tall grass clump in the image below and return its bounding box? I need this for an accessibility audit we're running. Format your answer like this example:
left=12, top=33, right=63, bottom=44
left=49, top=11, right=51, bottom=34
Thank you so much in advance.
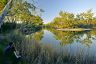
left=14, top=36, right=96, bottom=64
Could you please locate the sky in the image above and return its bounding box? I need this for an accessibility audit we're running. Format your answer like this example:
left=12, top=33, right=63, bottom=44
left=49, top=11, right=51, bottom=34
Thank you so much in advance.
left=29, top=0, right=96, bottom=23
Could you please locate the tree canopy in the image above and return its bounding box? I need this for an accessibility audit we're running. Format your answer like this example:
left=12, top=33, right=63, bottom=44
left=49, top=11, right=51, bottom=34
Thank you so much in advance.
left=0, top=0, right=8, bottom=13
left=46, top=9, right=96, bottom=29
left=0, top=0, right=44, bottom=33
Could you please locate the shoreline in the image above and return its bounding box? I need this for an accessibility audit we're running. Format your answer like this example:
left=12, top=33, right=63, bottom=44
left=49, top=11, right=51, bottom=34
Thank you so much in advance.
left=56, top=28, right=92, bottom=31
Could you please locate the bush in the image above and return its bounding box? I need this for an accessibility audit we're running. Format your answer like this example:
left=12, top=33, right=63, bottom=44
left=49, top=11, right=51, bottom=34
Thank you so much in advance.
left=0, top=22, right=16, bottom=33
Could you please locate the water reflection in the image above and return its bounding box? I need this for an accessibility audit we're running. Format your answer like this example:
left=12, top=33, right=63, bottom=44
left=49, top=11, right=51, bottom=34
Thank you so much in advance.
left=1, top=29, right=96, bottom=64
left=24, top=29, right=96, bottom=62
left=25, top=30, right=44, bottom=42
left=24, top=29, right=96, bottom=55
left=13, top=29, right=96, bottom=64
left=30, top=29, right=96, bottom=48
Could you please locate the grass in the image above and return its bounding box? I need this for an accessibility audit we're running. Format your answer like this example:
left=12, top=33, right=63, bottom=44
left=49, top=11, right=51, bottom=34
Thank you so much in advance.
left=15, top=36, right=96, bottom=64
left=0, top=23, right=96, bottom=64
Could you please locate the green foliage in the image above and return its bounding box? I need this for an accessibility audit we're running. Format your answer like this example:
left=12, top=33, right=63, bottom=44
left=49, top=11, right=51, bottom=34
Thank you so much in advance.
left=20, top=15, right=43, bottom=34
left=0, top=22, right=16, bottom=33
left=0, top=0, right=43, bottom=34
left=0, top=0, right=7, bottom=12
left=47, top=9, right=96, bottom=29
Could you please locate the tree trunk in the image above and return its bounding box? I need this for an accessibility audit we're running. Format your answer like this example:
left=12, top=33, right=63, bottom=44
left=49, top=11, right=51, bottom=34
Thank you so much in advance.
left=0, top=0, right=12, bottom=28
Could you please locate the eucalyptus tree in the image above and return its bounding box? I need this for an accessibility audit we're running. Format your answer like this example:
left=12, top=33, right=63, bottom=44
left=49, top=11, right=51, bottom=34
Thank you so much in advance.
left=0, top=0, right=43, bottom=28
left=76, top=9, right=94, bottom=28
left=83, top=9, right=93, bottom=26
left=50, top=11, right=75, bottom=28
left=47, top=9, right=95, bottom=29
left=0, top=0, right=8, bottom=12
left=0, top=0, right=12, bottom=28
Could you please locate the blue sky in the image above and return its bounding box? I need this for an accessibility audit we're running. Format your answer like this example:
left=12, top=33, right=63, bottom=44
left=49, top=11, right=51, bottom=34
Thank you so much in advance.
left=29, top=0, right=96, bottom=23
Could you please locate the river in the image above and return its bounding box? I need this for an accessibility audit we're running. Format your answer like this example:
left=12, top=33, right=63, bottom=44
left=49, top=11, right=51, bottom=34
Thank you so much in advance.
left=1, top=29, right=96, bottom=64
left=31, top=29, right=96, bottom=54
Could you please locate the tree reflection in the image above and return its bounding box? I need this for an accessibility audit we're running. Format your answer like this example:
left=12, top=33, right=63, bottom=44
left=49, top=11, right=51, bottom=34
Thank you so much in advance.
left=33, top=30, right=44, bottom=42
left=25, top=30, right=44, bottom=43
left=47, top=29, right=96, bottom=47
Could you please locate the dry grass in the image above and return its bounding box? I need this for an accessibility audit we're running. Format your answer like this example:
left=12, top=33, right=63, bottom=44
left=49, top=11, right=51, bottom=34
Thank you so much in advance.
left=14, top=36, right=96, bottom=64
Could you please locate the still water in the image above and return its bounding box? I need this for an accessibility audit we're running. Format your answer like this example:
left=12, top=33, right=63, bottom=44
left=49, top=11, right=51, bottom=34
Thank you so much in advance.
left=31, top=29, right=96, bottom=56
left=1, top=29, right=96, bottom=64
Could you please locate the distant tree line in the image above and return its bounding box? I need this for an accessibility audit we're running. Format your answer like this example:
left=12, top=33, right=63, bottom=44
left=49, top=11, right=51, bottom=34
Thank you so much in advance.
left=46, top=9, right=96, bottom=29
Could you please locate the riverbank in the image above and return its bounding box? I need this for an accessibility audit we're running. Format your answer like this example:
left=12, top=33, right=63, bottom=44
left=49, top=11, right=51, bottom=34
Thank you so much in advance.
left=56, top=28, right=92, bottom=31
